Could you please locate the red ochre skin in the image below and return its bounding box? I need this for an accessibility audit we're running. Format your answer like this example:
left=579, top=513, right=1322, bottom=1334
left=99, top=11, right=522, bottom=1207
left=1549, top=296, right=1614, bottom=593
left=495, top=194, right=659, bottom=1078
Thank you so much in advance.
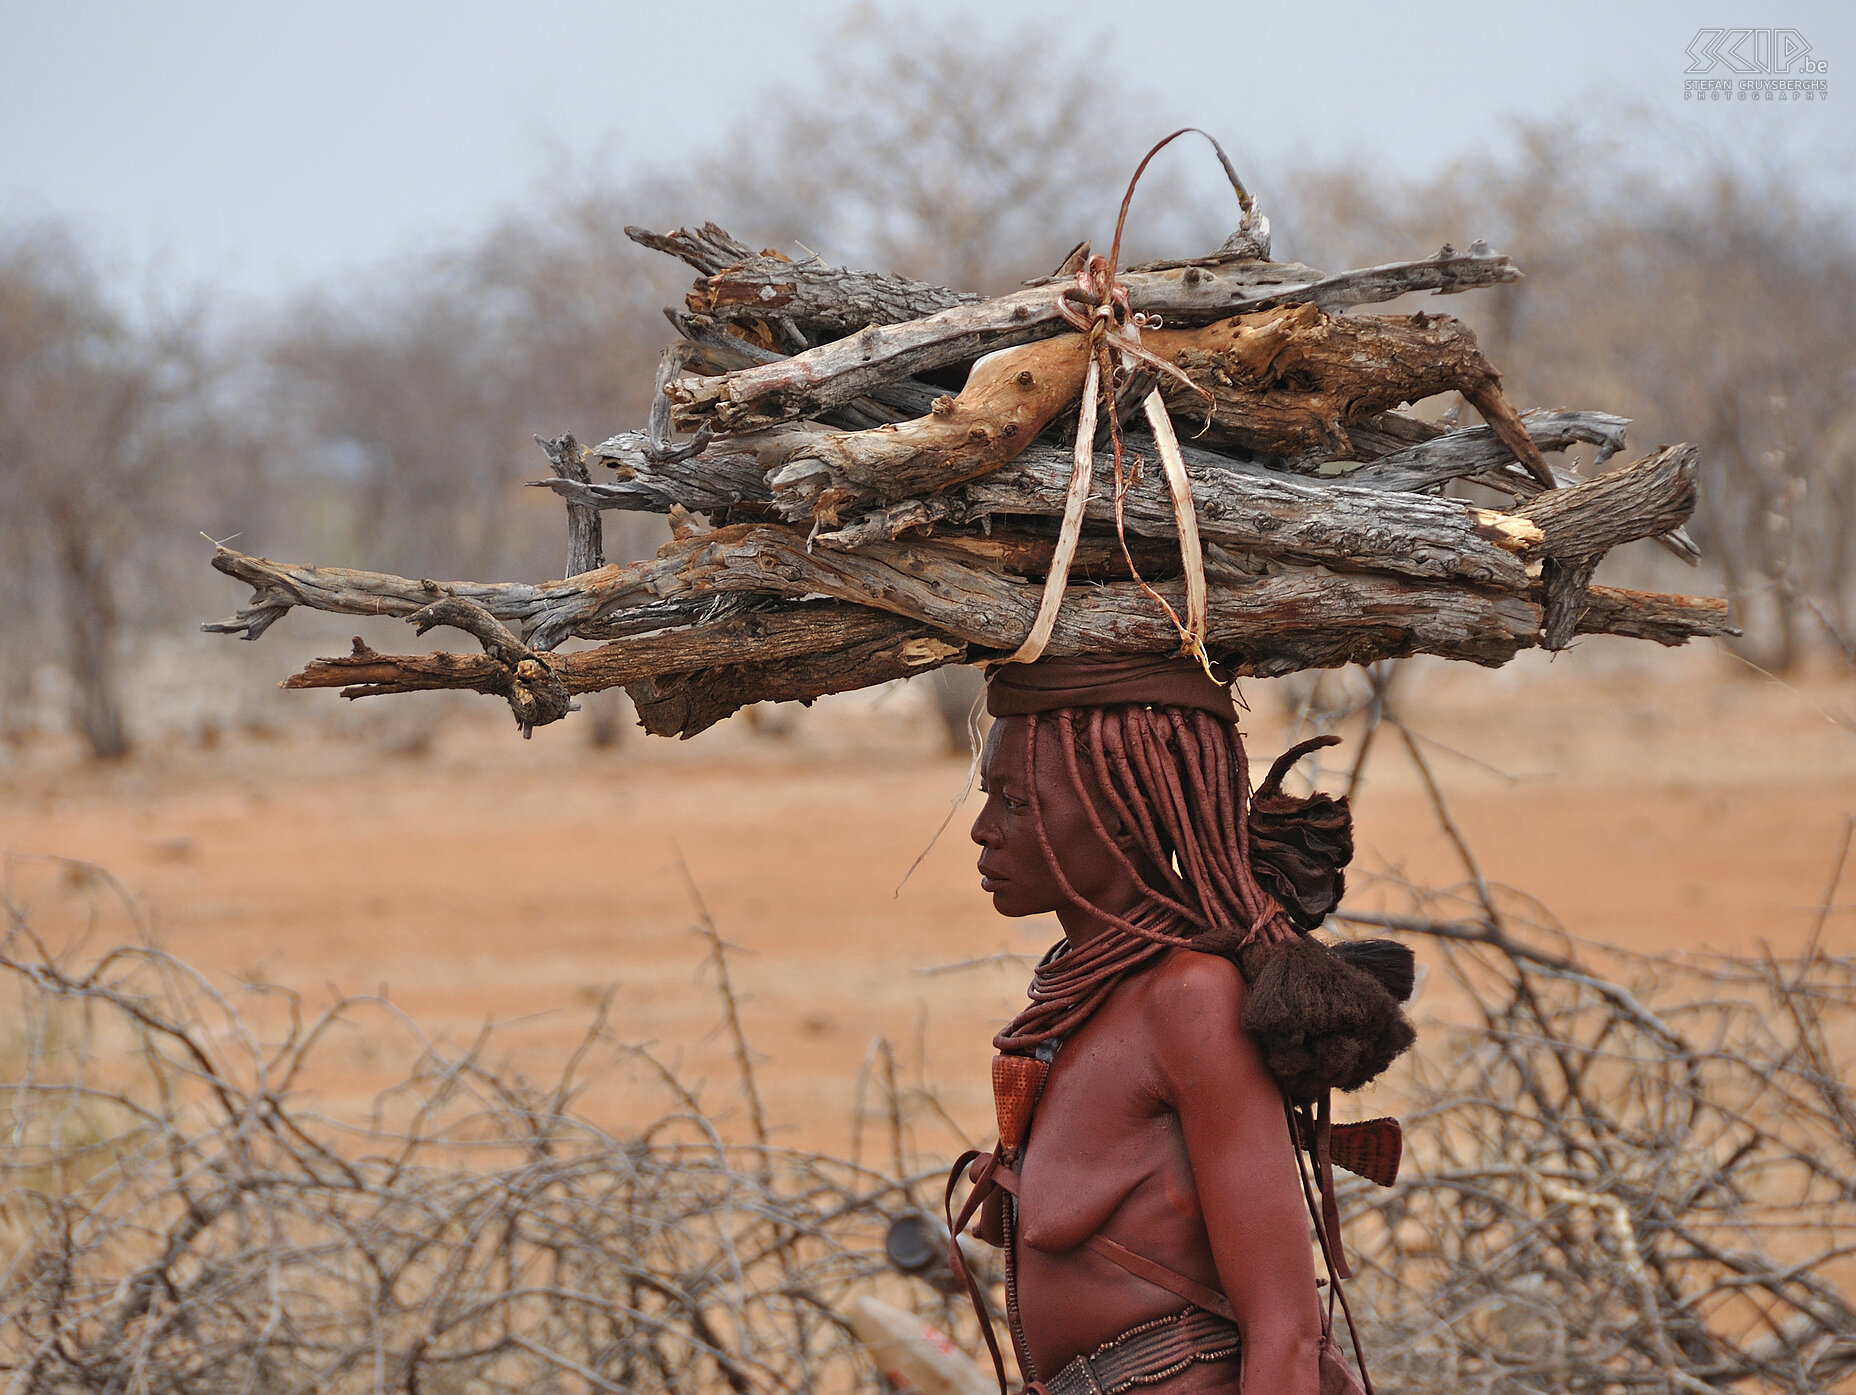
left=971, top=716, right=1322, bottom=1395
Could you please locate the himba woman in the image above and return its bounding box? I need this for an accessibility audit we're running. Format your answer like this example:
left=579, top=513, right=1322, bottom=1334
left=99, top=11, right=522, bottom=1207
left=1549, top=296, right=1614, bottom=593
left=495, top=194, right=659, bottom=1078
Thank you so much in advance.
left=948, top=654, right=1417, bottom=1395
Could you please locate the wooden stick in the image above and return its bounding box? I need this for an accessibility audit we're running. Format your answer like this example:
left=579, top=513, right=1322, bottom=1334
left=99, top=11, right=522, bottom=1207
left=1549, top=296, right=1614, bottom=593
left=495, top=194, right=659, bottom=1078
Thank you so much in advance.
left=665, top=244, right=1521, bottom=432
left=813, top=440, right=1543, bottom=590
left=747, top=305, right=1552, bottom=520
left=536, top=433, right=604, bottom=576
left=1574, top=586, right=1737, bottom=646
left=1152, top=303, right=1552, bottom=485
left=682, top=252, right=982, bottom=340
left=283, top=602, right=969, bottom=739
left=1339, top=410, right=1632, bottom=490
left=268, top=572, right=1731, bottom=733
left=1517, top=443, right=1698, bottom=647
left=782, top=333, right=1094, bottom=522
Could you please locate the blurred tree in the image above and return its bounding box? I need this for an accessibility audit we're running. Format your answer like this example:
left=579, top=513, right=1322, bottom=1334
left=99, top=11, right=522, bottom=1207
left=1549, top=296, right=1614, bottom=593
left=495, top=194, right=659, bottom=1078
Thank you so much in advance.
left=0, top=226, right=218, bottom=758
left=263, top=209, right=676, bottom=585
left=1281, top=116, right=1856, bottom=671
left=650, top=9, right=1219, bottom=291
left=17, top=32, right=1852, bottom=765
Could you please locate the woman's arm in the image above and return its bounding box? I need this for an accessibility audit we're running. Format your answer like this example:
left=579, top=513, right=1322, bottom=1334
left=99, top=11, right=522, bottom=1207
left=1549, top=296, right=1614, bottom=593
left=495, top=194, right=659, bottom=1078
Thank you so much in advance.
left=1149, top=950, right=1322, bottom=1395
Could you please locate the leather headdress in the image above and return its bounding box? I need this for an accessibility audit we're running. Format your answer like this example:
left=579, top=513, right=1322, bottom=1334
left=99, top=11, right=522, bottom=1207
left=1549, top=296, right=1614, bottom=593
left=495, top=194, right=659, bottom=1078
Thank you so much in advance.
left=985, top=655, right=1237, bottom=723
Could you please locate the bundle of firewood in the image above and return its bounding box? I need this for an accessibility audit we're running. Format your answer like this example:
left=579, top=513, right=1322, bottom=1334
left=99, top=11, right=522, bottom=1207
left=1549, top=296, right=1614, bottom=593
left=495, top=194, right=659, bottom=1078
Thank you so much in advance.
left=206, top=204, right=1731, bottom=738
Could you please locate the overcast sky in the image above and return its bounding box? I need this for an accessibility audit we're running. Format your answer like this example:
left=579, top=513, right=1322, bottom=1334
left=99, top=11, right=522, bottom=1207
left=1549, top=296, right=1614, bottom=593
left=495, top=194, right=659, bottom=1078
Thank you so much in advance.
left=2, top=0, right=1849, bottom=305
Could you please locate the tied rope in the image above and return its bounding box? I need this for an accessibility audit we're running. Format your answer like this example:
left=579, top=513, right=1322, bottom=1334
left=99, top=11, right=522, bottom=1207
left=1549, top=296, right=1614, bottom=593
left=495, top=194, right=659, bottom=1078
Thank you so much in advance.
left=1007, top=129, right=1259, bottom=672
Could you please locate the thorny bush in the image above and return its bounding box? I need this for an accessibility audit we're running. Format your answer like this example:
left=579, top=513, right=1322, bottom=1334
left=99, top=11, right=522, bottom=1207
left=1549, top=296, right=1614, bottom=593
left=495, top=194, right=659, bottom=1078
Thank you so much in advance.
left=3, top=830, right=1854, bottom=1393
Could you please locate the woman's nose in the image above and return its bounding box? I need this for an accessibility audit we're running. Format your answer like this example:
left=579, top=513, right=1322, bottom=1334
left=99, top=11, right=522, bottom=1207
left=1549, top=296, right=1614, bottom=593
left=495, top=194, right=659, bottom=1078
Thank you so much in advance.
left=971, top=802, right=1000, bottom=847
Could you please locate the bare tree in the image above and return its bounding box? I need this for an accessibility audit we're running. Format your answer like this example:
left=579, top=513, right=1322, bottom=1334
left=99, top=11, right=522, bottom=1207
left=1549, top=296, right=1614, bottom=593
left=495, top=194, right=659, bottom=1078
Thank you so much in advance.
left=0, top=226, right=215, bottom=759
left=1281, top=113, right=1856, bottom=670
left=653, top=11, right=1211, bottom=294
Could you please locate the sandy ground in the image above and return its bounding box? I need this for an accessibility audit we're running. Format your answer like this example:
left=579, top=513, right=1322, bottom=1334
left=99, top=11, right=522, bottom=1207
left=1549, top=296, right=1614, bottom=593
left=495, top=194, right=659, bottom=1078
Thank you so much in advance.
left=2, top=637, right=1852, bottom=1155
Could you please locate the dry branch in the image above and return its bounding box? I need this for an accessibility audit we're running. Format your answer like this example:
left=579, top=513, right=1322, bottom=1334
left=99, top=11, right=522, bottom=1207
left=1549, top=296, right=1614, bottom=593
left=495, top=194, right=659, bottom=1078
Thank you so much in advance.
left=538, top=431, right=605, bottom=576
left=663, top=243, right=1520, bottom=433
left=1518, top=443, right=1699, bottom=646
left=812, top=441, right=1542, bottom=589
left=208, top=209, right=1729, bottom=738
left=778, top=333, right=1095, bottom=514
left=282, top=603, right=968, bottom=737
left=0, top=894, right=947, bottom=1395
left=1153, top=303, right=1552, bottom=485
left=567, top=412, right=1656, bottom=582
left=1341, top=410, right=1632, bottom=491
left=238, top=514, right=1731, bottom=733
left=744, top=305, right=1551, bottom=521
left=683, top=250, right=984, bottom=341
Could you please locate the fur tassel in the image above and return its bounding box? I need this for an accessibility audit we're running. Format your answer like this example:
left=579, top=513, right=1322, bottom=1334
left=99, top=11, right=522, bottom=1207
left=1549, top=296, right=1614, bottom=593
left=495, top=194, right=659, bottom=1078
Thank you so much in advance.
left=1249, top=735, right=1353, bottom=932
left=1240, top=936, right=1415, bottom=1096
left=1331, top=938, right=1416, bottom=1003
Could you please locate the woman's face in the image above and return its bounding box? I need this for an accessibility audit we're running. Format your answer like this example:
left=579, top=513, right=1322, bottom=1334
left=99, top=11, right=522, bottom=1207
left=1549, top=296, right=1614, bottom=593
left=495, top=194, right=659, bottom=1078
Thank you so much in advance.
left=970, top=715, right=1145, bottom=923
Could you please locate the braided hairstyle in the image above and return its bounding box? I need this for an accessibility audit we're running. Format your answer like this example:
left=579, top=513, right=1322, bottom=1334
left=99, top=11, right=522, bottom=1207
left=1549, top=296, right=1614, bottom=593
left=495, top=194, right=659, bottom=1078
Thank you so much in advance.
left=992, top=704, right=1413, bottom=1097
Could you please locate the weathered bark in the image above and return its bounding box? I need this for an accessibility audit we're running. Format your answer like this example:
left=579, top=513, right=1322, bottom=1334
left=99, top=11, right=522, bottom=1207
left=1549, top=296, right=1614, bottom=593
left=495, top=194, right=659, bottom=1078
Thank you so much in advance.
left=624, top=222, right=757, bottom=277
left=665, top=244, right=1521, bottom=433
left=1517, top=443, right=1698, bottom=560
left=811, top=440, right=1541, bottom=590
left=1573, top=586, right=1736, bottom=646
left=213, top=422, right=1710, bottom=692
left=665, top=311, right=945, bottom=426
left=537, top=433, right=604, bottom=576
left=772, top=334, right=1094, bottom=520
left=625, top=624, right=965, bottom=738
left=238, top=478, right=1732, bottom=733
left=744, top=306, right=1549, bottom=520
left=265, top=561, right=1730, bottom=730
left=660, top=525, right=1543, bottom=670
left=1339, top=411, right=1700, bottom=565
left=684, top=254, right=983, bottom=340
left=879, top=527, right=1216, bottom=583
left=1518, top=443, right=1698, bottom=647
left=207, top=219, right=1729, bottom=736
left=557, top=430, right=775, bottom=515
left=201, top=544, right=783, bottom=653
left=569, top=407, right=1644, bottom=572
left=1154, top=304, right=1553, bottom=485
left=1341, top=410, right=1632, bottom=491
left=283, top=599, right=967, bottom=739
left=203, top=546, right=646, bottom=649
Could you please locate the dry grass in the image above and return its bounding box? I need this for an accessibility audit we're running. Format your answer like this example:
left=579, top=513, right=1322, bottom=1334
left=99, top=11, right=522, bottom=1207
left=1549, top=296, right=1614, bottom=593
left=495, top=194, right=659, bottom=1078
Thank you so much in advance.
left=3, top=726, right=1853, bottom=1392
left=0, top=867, right=970, bottom=1395
left=1341, top=906, right=1856, bottom=1392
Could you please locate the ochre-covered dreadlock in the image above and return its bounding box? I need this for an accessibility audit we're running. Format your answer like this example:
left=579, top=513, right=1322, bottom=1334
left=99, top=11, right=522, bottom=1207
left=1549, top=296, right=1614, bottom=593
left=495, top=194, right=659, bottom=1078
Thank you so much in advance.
left=992, top=703, right=1413, bottom=1097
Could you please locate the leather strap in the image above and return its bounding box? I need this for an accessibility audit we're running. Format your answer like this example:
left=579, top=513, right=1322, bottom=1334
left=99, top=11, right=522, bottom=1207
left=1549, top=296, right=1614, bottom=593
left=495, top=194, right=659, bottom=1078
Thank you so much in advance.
left=1286, top=1094, right=1375, bottom=1395
left=1312, top=1093, right=1351, bottom=1281
left=945, top=1147, right=1013, bottom=1395
left=1083, top=1235, right=1236, bottom=1323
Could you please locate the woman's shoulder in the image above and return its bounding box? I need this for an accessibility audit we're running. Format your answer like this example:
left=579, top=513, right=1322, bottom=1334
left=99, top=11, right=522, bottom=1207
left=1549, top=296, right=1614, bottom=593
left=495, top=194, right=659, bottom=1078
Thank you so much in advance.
left=1130, top=944, right=1249, bottom=1018
left=1120, top=945, right=1278, bottom=1094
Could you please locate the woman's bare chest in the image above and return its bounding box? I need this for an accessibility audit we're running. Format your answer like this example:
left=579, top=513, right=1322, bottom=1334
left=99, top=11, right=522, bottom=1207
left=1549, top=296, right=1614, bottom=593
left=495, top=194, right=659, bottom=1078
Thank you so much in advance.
left=1013, top=1020, right=1202, bottom=1252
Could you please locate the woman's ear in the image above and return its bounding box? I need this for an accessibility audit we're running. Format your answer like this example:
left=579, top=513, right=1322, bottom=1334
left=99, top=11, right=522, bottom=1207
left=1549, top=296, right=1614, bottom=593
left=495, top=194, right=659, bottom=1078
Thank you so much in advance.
left=1102, top=805, right=1141, bottom=855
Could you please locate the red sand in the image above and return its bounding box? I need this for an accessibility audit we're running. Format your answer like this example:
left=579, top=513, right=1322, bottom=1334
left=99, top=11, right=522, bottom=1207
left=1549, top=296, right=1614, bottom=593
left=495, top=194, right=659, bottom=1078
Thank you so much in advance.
left=3, top=640, right=1851, bottom=1152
